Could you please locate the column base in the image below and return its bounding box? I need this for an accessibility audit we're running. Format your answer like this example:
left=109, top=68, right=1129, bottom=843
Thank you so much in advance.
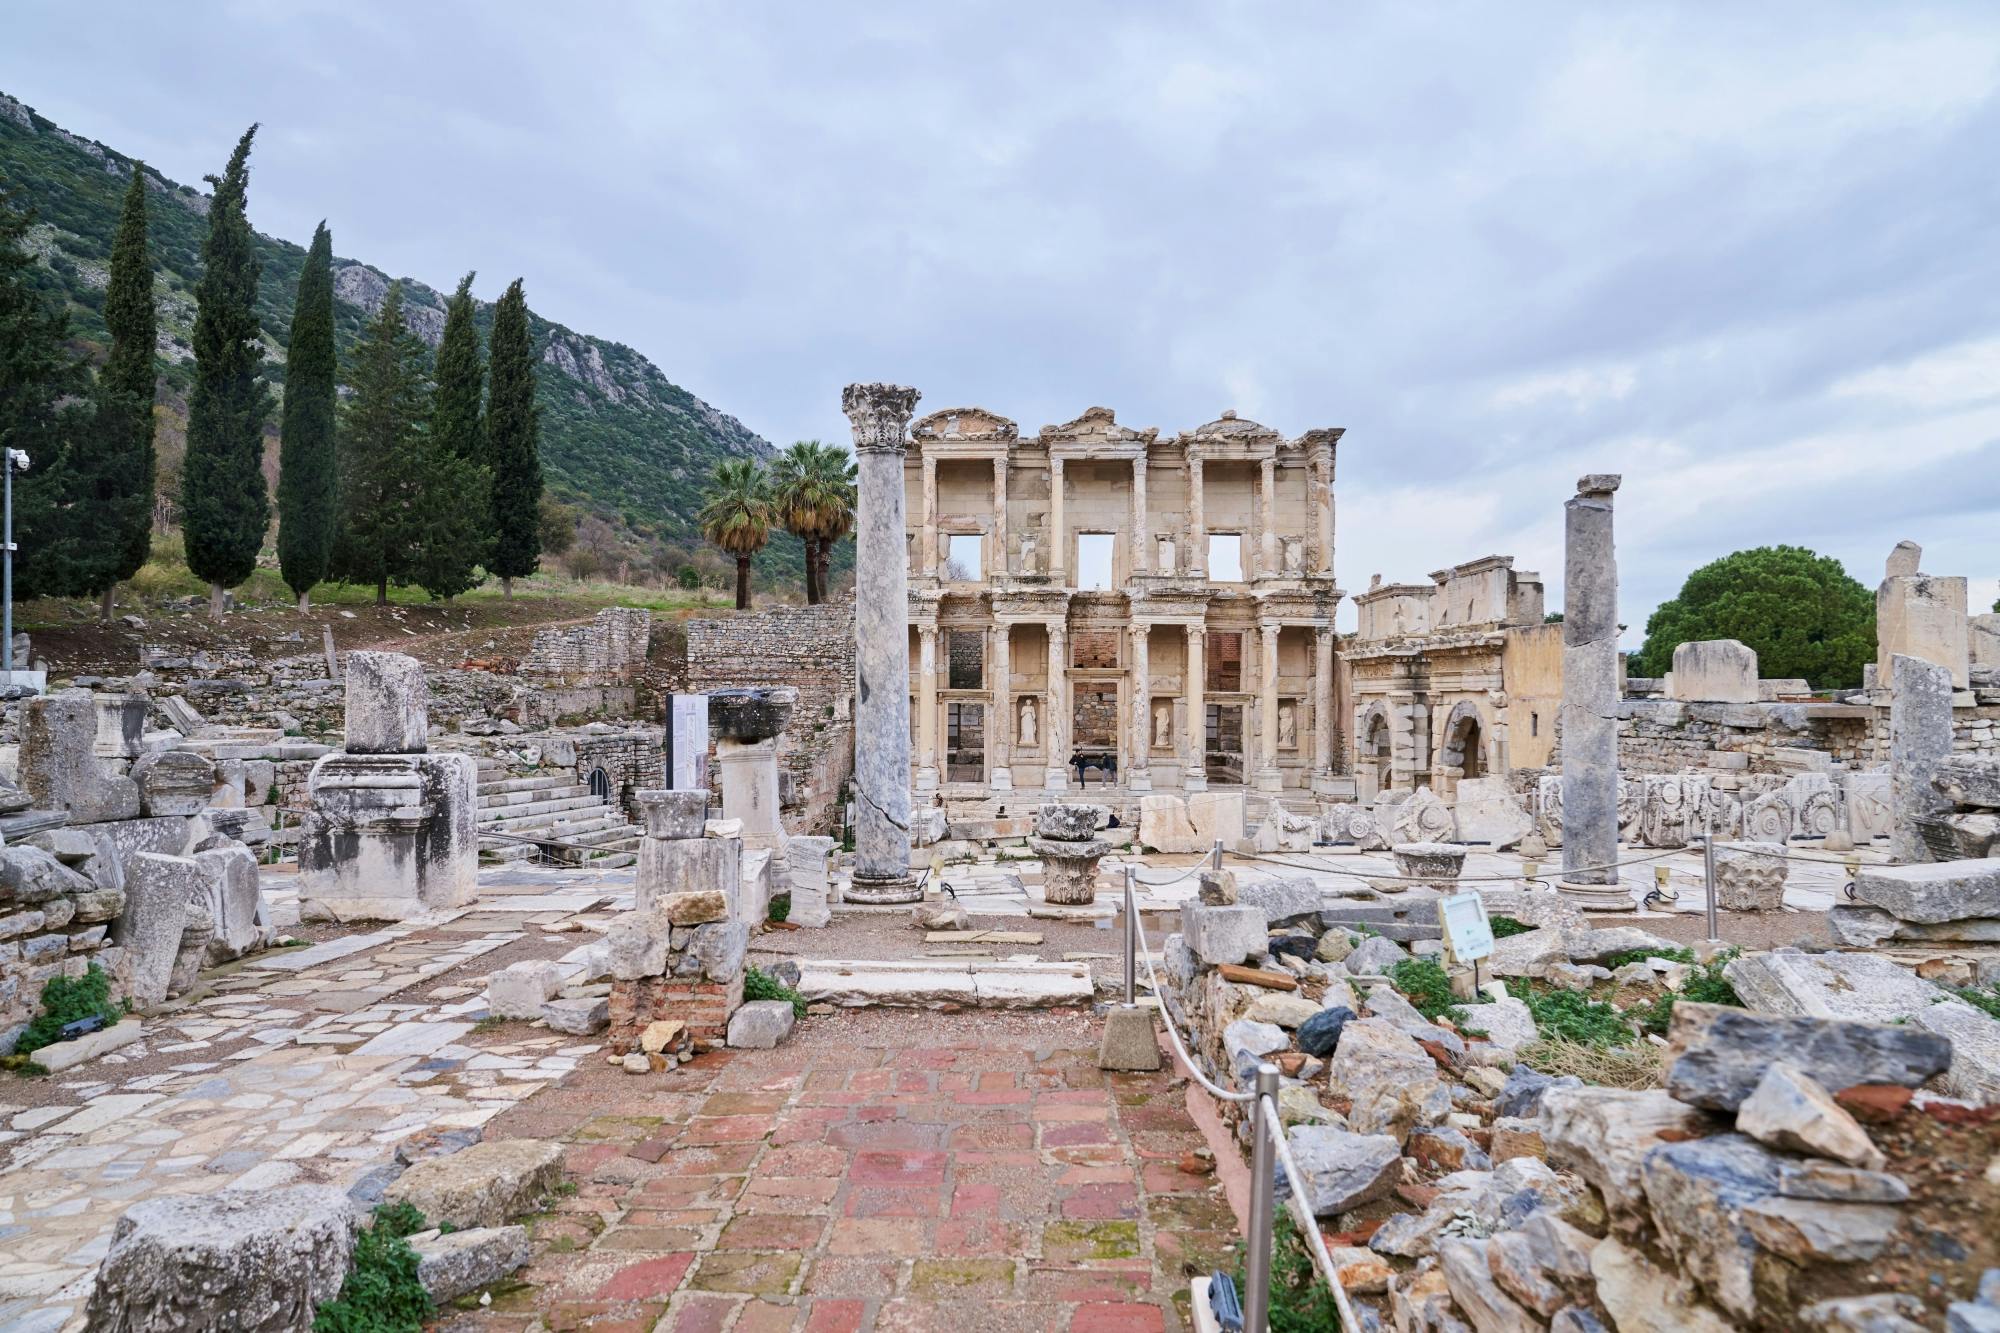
left=1128, top=769, right=1152, bottom=792
left=915, top=767, right=940, bottom=794
left=1555, top=878, right=1636, bottom=912
left=990, top=767, right=1014, bottom=791
left=846, top=871, right=925, bottom=905
left=1044, top=768, right=1070, bottom=790
left=1253, top=766, right=1283, bottom=794
left=1183, top=773, right=1208, bottom=793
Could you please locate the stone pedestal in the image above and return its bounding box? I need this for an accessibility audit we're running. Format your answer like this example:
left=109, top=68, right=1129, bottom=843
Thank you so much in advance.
left=299, top=752, right=479, bottom=921
left=1030, top=803, right=1109, bottom=905
left=717, top=734, right=785, bottom=872
left=21, top=689, right=141, bottom=823
left=1890, top=654, right=1955, bottom=864
left=844, top=383, right=923, bottom=904
left=787, top=835, right=835, bottom=927
left=1558, top=474, right=1631, bottom=910
left=1098, top=1004, right=1163, bottom=1071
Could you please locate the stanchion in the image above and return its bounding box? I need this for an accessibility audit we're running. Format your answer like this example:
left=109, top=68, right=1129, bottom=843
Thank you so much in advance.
left=1212, top=838, right=1224, bottom=873
left=1244, top=1062, right=1280, bottom=1333
left=1122, top=865, right=1137, bottom=1006
left=1097, top=865, right=1161, bottom=1072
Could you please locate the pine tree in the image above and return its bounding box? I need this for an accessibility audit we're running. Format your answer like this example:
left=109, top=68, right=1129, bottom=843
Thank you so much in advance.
left=0, top=186, right=88, bottom=607
left=83, top=164, right=158, bottom=619
left=181, top=125, right=272, bottom=617
left=414, top=274, right=489, bottom=600
left=331, top=282, right=430, bottom=604
left=485, top=278, right=542, bottom=597
left=277, top=222, right=338, bottom=611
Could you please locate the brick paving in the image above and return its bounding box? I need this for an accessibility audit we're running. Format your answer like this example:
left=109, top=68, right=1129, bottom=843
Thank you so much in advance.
left=471, top=1007, right=1238, bottom=1332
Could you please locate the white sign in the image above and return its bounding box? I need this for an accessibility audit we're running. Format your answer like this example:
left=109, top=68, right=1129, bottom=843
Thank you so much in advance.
left=669, top=694, right=710, bottom=790
left=1437, top=891, right=1495, bottom=965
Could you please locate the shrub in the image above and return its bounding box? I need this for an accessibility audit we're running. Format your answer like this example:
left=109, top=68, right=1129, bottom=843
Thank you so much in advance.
left=1489, top=915, right=1535, bottom=939
left=15, top=964, right=124, bottom=1058
left=1601, top=946, right=1696, bottom=969
left=743, top=964, right=807, bottom=1019
left=1390, top=958, right=1486, bottom=1023
left=766, top=892, right=791, bottom=925
left=1510, top=983, right=1634, bottom=1048
left=1954, top=985, right=2000, bottom=1021
left=313, top=1202, right=431, bottom=1333
left=1634, top=951, right=1743, bottom=1037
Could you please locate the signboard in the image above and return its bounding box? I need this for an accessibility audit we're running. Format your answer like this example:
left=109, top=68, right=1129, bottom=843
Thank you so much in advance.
left=1437, top=891, right=1495, bottom=966
left=667, top=693, right=710, bottom=791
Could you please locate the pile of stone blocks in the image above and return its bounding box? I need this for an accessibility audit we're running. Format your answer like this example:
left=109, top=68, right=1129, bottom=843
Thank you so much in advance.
left=299, top=653, right=478, bottom=922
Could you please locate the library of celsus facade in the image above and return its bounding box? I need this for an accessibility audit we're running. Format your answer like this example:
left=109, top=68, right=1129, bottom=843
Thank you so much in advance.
left=903, top=405, right=1345, bottom=810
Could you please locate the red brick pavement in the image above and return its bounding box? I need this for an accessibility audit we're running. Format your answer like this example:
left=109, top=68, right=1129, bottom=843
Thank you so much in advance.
left=466, top=1007, right=1237, bottom=1332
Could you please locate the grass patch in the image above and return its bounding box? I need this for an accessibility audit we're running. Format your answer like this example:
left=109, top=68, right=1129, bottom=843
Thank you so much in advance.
left=1601, top=945, right=1696, bottom=969
left=1950, top=985, right=2000, bottom=1021
left=1510, top=983, right=1634, bottom=1048
left=743, top=964, right=808, bottom=1020
left=1633, top=951, right=1743, bottom=1037
left=0, top=1056, right=50, bottom=1078
left=1517, top=1035, right=1664, bottom=1090
left=1232, top=1209, right=1347, bottom=1332
left=1489, top=915, right=1536, bottom=939
left=1390, top=958, right=1483, bottom=1023
left=15, top=963, right=124, bottom=1059
left=314, top=1202, right=432, bottom=1333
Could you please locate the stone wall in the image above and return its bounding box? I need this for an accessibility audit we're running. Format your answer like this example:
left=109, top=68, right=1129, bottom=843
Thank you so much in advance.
left=0, top=847, right=124, bottom=1049
left=522, top=607, right=654, bottom=679
left=682, top=601, right=856, bottom=837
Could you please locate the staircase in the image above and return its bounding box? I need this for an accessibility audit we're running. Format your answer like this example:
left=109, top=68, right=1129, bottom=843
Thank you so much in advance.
left=476, top=759, right=642, bottom=868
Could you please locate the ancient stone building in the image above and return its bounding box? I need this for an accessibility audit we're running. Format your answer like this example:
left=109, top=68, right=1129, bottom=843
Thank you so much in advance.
left=1346, top=556, right=1559, bottom=800
left=903, top=405, right=1342, bottom=805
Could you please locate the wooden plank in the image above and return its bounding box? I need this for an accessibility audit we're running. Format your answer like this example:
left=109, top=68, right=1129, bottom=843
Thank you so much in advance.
left=1216, top=963, right=1299, bottom=991
left=924, top=930, right=1044, bottom=945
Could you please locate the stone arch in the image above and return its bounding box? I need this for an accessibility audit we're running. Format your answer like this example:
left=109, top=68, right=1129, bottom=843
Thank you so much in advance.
left=587, top=767, right=612, bottom=802
left=1356, top=701, right=1393, bottom=800
left=1435, top=700, right=1487, bottom=793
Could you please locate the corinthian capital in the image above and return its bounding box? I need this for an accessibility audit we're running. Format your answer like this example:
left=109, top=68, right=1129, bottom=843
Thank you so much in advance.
left=842, top=383, right=922, bottom=455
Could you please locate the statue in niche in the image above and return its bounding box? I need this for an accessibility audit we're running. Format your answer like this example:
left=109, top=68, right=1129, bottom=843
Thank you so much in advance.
left=1020, top=532, right=1039, bottom=573
left=1278, top=702, right=1297, bottom=749
left=1282, top=536, right=1305, bottom=574
left=1018, top=696, right=1038, bottom=748
left=1156, top=537, right=1176, bottom=575
left=1153, top=701, right=1171, bottom=750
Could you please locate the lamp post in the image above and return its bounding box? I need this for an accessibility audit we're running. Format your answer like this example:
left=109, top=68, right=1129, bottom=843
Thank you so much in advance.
left=2, top=448, right=28, bottom=674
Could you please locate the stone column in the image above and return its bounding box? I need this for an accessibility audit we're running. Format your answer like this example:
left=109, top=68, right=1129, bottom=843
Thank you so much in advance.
left=990, top=622, right=1013, bottom=791
left=1558, top=473, right=1629, bottom=907
left=1890, top=653, right=1954, bottom=864
left=1259, top=457, right=1278, bottom=579
left=843, top=382, right=923, bottom=903
left=1044, top=623, right=1070, bottom=790
left=1132, top=454, right=1149, bottom=576
left=1313, top=626, right=1335, bottom=789
left=1184, top=625, right=1207, bottom=792
left=916, top=625, right=939, bottom=793
left=920, top=454, right=938, bottom=580
left=1049, top=455, right=1067, bottom=584
left=1255, top=622, right=1282, bottom=792
left=1188, top=454, right=1205, bottom=576
left=993, top=455, right=1009, bottom=578
left=1314, top=437, right=1336, bottom=575
left=1129, top=621, right=1152, bottom=791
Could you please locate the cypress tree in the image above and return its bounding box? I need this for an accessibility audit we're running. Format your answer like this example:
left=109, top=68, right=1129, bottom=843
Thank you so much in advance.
left=181, top=125, right=272, bottom=617
left=330, top=282, right=430, bottom=604
left=485, top=278, right=542, bottom=598
left=84, top=164, right=158, bottom=619
left=278, top=222, right=338, bottom=610
left=412, top=273, right=490, bottom=600
left=0, top=185, right=87, bottom=606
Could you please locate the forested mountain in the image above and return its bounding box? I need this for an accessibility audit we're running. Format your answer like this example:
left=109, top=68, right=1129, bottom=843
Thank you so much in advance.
left=0, top=90, right=773, bottom=570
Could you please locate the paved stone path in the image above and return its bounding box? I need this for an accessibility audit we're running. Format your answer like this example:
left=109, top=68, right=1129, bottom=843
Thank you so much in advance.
left=472, top=1008, right=1235, bottom=1332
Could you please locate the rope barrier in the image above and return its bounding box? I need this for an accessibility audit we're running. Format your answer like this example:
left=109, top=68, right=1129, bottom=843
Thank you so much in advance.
left=1225, top=844, right=1688, bottom=883
left=1261, top=1093, right=1364, bottom=1331
left=1129, top=908, right=1256, bottom=1104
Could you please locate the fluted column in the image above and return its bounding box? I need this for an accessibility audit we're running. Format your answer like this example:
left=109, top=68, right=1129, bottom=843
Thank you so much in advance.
left=1188, top=454, right=1205, bottom=577
left=1259, top=456, right=1277, bottom=580
left=1312, top=433, right=1338, bottom=576
left=990, top=622, right=1013, bottom=790
left=1129, top=621, right=1152, bottom=790
left=1132, top=454, right=1149, bottom=576
left=993, top=455, right=1009, bottom=578
left=920, top=455, right=938, bottom=580
left=1313, top=626, right=1335, bottom=789
left=1559, top=473, right=1629, bottom=908
left=1184, top=625, right=1207, bottom=792
left=1255, top=621, right=1283, bottom=792
left=916, top=626, right=939, bottom=793
left=843, top=382, right=922, bottom=903
left=1049, top=455, right=1067, bottom=584
left=1044, top=623, right=1070, bottom=789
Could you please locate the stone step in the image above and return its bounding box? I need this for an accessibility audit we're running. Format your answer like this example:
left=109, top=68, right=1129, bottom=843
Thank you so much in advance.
left=795, top=958, right=1096, bottom=1010
left=478, top=781, right=592, bottom=804
left=477, top=793, right=600, bottom=821
left=479, top=806, right=613, bottom=835
left=476, top=773, right=581, bottom=796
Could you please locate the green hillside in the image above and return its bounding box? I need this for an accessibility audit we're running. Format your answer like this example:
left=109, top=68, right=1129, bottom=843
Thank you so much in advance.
left=0, top=89, right=787, bottom=581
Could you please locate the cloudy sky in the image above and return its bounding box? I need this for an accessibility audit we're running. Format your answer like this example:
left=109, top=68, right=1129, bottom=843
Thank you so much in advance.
left=7, top=2, right=1998, bottom=637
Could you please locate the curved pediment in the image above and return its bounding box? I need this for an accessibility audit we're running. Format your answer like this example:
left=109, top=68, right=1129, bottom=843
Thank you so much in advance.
left=1039, top=405, right=1158, bottom=447
left=1180, top=409, right=1283, bottom=449
left=910, top=407, right=1018, bottom=443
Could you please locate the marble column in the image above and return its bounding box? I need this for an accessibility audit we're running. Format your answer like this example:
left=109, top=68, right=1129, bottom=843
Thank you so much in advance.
left=1313, top=435, right=1337, bottom=575
left=1188, top=455, right=1206, bottom=577
left=1132, top=455, right=1149, bottom=576
left=1259, top=456, right=1277, bottom=579
left=1049, top=456, right=1067, bottom=584
left=1558, top=473, right=1628, bottom=907
left=990, top=622, right=1013, bottom=790
left=916, top=625, right=939, bottom=793
left=992, top=455, right=1009, bottom=578
left=1129, top=622, right=1152, bottom=790
left=1313, top=627, right=1335, bottom=789
left=919, top=455, right=938, bottom=580
left=1255, top=621, right=1282, bottom=792
left=1183, top=625, right=1207, bottom=792
left=1044, top=623, right=1070, bottom=790
left=843, top=382, right=923, bottom=903
left=1890, top=653, right=1954, bottom=864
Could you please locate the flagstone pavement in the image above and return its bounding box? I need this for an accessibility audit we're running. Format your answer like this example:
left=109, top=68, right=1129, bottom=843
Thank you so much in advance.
left=466, top=1007, right=1235, bottom=1333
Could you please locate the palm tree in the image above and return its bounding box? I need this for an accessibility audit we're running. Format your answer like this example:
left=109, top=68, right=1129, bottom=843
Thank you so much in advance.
left=768, top=440, right=858, bottom=604
left=697, top=458, right=773, bottom=610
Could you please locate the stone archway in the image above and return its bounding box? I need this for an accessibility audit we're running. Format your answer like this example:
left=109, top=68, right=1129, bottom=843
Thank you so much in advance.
left=1436, top=700, right=1486, bottom=795
left=1357, top=702, right=1392, bottom=800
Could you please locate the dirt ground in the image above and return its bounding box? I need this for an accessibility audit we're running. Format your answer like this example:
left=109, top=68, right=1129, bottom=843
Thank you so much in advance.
left=1593, top=906, right=1837, bottom=952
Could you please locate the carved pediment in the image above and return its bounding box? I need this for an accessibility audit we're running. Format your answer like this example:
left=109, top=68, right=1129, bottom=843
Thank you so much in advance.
left=910, top=406, right=1018, bottom=443
left=1039, top=405, right=1158, bottom=448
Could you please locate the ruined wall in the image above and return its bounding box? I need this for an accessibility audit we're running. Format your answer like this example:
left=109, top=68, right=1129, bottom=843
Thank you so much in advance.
left=683, top=601, right=855, bottom=836
left=1502, top=622, right=1563, bottom=770
left=522, top=607, right=654, bottom=679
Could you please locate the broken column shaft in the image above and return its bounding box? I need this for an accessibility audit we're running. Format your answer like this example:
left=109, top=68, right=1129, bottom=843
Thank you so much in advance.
left=1558, top=473, right=1630, bottom=909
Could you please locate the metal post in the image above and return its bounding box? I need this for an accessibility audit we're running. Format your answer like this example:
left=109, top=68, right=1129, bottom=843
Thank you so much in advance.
left=1703, top=798, right=1720, bottom=943
left=2, top=452, right=13, bottom=673
left=1122, top=864, right=1137, bottom=1007
left=1244, top=1061, right=1280, bottom=1333
left=1211, top=838, right=1224, bottom=873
